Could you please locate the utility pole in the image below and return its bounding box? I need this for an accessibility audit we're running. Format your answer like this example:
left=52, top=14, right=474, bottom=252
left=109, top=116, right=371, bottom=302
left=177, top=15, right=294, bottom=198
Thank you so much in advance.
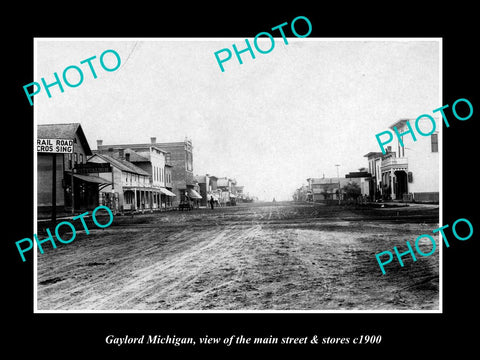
left=51, top=154, right=56, bottom=224
left=335, top=164, right=341, bottom=205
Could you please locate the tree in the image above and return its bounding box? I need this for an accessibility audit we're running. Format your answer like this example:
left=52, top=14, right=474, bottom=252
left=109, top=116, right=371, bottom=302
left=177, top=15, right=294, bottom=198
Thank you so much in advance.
left=342, top=181, right=361, bottom=200
left=321, top=188, right=330, bottom=200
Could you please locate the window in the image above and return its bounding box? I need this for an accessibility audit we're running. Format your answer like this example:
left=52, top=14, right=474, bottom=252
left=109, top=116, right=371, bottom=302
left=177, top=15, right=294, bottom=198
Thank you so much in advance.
left=80, top=153, right=84, bottom=164
left=68, top=154, right=72, bottom=169
left=431, top=133, right=438, bottom=152
left=74, top=153, right=78, bottom=164
left=186, top=151, right=193, bottom=171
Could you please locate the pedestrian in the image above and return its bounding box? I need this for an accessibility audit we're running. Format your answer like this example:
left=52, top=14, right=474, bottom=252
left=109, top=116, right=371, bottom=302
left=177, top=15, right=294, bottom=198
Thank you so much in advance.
left=209, top=196, right=215, bottom=210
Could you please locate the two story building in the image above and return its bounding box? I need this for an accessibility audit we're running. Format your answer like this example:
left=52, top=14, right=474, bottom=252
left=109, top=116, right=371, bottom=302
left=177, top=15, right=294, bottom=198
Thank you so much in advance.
left=216, top=177, right=237, bottom=206
left=37, top=123, right=110, bottom=218
left=386, top=118, right=439, bottom=202
left=306, top=177, right=352, bottom=202
left=87, top=153, right=151, bottom=213
left=364, top=151, right=384, bottom=201
left=97, top=137, right=195, bottom=206
left=95, top=141, right=176, bottom=210
left=365, top=118, right=439, bottom=202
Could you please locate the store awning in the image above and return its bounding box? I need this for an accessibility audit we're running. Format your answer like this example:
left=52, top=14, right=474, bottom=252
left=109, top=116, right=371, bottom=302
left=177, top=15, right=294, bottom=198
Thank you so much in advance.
left=73, top=173, right=112, bottom=185
left=159, top=188, right=176, bottom=197
left=188, top=189, right=202, bottom=199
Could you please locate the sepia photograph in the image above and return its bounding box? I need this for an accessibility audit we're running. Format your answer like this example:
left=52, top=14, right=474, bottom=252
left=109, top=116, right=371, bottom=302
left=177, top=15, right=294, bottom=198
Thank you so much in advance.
left=33, top=38, right=441, bottom=312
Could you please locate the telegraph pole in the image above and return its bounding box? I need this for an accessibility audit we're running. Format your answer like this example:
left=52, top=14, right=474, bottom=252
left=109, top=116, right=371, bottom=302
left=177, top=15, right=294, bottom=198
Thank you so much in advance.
left=51, top=154, right=56, bottom=224
left=335, top=164, right=341, bottom=205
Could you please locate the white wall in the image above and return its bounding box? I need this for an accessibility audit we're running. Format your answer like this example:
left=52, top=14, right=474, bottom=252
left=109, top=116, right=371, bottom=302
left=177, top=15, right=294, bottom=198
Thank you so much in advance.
left=393, top=120, right=439, bottom=194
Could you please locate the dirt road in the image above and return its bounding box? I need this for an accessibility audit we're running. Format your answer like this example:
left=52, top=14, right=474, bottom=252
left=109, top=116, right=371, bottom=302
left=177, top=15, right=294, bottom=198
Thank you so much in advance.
left=37, top=202, right=439, bottom=311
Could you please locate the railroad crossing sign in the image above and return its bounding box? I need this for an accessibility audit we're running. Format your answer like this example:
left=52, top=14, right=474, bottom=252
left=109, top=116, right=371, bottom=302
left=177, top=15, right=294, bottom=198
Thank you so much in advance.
left=37, top=138, right=73, bottom=153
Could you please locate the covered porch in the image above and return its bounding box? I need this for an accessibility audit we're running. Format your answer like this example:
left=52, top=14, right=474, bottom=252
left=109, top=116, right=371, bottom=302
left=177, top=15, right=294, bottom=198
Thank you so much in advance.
left=123, top=186, right=176, bottom=212
left=380, top=156, right=408, bottom=201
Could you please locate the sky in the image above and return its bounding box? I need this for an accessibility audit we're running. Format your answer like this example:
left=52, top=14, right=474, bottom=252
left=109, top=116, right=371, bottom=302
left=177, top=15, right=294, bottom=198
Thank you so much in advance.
left=35, top=38, right=440, bottom=201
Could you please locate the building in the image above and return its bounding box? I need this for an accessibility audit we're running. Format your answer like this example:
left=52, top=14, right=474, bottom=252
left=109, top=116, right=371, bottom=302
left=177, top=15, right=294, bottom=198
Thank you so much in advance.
left=87, top=153, right=152, bottom=212
left=229, top=178, right=238, bottom=205
left=368, top=119, right=439, bottom=202
left=233, top=185, right=245, bottom=202
left=364, top=152, right=384, bottom=201
left=164, top=153, right=174, bottom=206
left=97, top=137, right=197, bottom=206
left=94, top=143, right=177, bottom=210
left=37, top=123, right=109, bottom=218
left=195, top=175, right=210, bottom=207
left=216, top=177, right=237, bottom=206
left=208, top=175, right=221, bottom=205
left=306, top=177, right=352, bottom=202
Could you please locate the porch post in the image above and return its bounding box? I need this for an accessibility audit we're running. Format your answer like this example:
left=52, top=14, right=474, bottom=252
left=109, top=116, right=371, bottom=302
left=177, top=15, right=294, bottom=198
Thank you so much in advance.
left=134, top=189, right=137, bottom=210
left=390, top=169, right=395, bottom=200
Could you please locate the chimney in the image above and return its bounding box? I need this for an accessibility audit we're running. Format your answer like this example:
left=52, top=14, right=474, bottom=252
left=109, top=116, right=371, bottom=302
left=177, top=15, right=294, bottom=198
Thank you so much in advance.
left=151, top=137, right=156, bottom=144
left=125, top=153, right=130, bottom=162
left=97, top=139, right=103, bottom=148
left=119, top=149, right=124, bottom=159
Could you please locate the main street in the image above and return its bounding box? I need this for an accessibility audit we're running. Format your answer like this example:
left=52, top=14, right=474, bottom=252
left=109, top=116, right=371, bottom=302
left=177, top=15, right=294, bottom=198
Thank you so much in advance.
left=37, top=202, right=439, bottom=311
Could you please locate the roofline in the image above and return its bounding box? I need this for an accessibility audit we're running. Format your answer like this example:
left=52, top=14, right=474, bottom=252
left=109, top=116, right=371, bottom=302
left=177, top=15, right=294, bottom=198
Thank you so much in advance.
left=72, top=123, right=92, bottom=155
left=98, top=144, right=169, bottom=154
left=150, top=146, right=169, bottom=154
left=99, top=141, right=190, bottom=150
left=90, top=153, right=149, bottom=175
left=363, top=151, right=384, bottom=158
left=389, top=118, right=412, bottom=130
left=38, top=123, right=92, bottom=155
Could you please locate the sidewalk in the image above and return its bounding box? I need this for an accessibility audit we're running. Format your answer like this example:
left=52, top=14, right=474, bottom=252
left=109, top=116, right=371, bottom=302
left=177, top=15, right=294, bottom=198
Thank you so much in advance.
left=374, top=201, right=439, bottom=209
